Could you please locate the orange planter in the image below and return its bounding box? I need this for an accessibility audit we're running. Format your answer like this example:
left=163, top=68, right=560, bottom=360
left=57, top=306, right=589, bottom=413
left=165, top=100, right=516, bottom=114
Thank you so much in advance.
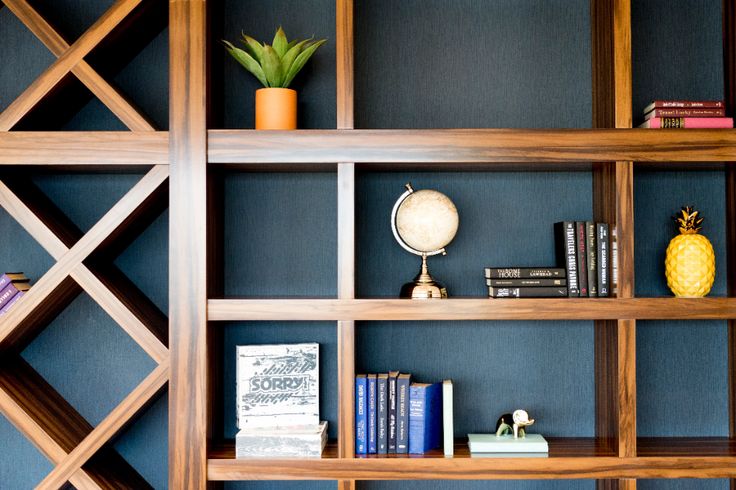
left=255, top=88, right=297, bottom=130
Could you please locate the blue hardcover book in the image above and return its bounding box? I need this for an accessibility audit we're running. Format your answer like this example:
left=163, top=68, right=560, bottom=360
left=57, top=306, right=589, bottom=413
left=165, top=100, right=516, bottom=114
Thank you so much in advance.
left=376, top=373, right=389, bottom=454
left=367, top=374, right=377, bottom=453
left=396, top=373, right=412, bottom=454
left=387, top=371, right=399, bottom=453
left=408, top=382, right=443, bottom=454
left=355, top=375, right=367, bottom=454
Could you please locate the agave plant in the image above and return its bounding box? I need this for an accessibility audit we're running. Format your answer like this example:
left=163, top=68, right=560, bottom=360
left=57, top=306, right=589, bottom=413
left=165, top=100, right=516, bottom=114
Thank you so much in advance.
left=223, top=27, right=327, bottom=89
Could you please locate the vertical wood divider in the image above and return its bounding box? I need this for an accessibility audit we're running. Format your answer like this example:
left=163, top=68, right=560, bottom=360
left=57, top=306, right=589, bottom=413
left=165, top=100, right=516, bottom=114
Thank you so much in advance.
left=336, top=1, right=356, bottom=490
left=723, top=2, right=736, bottom=490
left=169, top=1, right=209, bottom=489
left=592, top=1, right=636, bottom=489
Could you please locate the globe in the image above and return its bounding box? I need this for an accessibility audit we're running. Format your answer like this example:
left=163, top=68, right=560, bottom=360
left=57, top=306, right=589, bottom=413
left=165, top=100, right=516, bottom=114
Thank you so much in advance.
left=391, top=184, right=459, bottom=299
left=395, top=189, right=459, bottom=253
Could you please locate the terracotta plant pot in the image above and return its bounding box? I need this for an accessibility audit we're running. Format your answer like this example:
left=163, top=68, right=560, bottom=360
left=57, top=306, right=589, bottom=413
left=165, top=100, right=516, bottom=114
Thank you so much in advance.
left=255, top=87, right=297, bottom=130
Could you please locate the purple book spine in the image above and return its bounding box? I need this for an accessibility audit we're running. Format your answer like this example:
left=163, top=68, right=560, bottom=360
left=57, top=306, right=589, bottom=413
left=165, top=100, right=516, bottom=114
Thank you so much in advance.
left=0, top=291, right=22, bottom=315
left=0, top=283, right=20, bottom=309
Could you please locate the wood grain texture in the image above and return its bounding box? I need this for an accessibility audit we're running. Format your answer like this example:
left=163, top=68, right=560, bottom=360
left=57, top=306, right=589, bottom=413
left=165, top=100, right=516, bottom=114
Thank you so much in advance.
left=338, top=320, right=355, bottom=459
left=724, top=2, right=736, bottom=488
left=0, top=165, right=168, bottom=350
left=1, top=0, right=155, bottom=131
left=208, top=129, right=736, bottom=164
left=208, top=453, right=736, bottom=481
left=0, top=355, right=150, bottom=488
left=0, top=132, right=169, bottom=166
left=0, top=0, right=143, bottom=130
left=207, top=297, right=736, bottom=321
left=336, top=0, right=354, bottom=129
left=168, top=0, right=208, bottom=489
left=36, top=363, right=168, bottom=489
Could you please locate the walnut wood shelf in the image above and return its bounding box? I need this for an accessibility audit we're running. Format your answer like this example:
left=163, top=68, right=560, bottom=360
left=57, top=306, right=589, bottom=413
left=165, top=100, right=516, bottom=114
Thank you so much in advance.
left=206, top=438, right=736, bottom=481
left=207, top=297, right=736, bottom=322
left=207, top=129, right=736, bottom=165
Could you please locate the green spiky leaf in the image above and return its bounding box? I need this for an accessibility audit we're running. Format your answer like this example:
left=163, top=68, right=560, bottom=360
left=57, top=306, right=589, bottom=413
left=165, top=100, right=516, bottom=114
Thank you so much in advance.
left=272, top=27, right=288, bottom=58
left=282, top=38, right=326, bottom=87
left=280, top=38, right=312, bottom=76
left=222, top=40, right=268, bottom=87
left=261, top=45, right=284, bottom=87
left=240, top=33, right=264, bottom=64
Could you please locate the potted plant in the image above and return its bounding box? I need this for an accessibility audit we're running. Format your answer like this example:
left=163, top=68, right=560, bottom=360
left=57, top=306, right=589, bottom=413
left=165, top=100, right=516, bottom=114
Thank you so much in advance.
left=223, top=27, right=326, bottom=130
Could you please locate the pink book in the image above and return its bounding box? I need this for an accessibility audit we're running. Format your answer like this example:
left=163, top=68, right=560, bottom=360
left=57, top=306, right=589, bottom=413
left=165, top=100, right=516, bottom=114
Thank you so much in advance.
left=639, top=117, right=733, bottom=129
left=644, top=108, right=726, bottom=119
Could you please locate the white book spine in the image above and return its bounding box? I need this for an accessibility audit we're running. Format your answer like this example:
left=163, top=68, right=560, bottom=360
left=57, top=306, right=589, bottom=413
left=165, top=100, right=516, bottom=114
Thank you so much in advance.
left=443, top=380, right=454, bottom=456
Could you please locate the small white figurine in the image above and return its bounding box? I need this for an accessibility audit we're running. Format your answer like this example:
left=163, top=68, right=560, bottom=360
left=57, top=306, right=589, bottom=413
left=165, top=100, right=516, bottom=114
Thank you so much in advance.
left=495, top=409, right=535, bottom=439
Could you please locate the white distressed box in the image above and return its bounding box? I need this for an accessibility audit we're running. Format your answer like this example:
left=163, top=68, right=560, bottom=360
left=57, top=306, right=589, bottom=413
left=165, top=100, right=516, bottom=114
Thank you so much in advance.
left=235, top=421, right=328, bottom=458
left=236, top=343, right=319, bottom=429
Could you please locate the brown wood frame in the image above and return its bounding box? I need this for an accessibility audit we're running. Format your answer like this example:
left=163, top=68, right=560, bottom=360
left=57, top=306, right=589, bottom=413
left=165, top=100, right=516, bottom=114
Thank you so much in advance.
left=1, top=0, right=735, bottom=487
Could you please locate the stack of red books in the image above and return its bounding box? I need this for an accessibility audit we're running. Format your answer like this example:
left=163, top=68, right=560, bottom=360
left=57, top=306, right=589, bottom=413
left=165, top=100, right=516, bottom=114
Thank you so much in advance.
left=639, top=100, right=732, bottom=128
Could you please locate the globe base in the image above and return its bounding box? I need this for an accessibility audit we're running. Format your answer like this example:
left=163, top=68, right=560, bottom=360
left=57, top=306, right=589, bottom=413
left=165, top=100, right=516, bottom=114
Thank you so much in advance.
left=400, top=255, right=448, bottom=299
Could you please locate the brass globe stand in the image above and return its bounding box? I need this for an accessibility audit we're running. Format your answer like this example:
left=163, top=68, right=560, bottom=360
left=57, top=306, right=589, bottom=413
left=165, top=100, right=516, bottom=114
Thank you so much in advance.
left=399, top=253, right=448, bottom=299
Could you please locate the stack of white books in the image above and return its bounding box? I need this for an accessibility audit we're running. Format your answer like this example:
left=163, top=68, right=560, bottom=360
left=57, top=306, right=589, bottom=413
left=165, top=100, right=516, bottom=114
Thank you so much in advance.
left=467, top=433, right=549, bottom=457
left=235, top=343, right=327, bottom=458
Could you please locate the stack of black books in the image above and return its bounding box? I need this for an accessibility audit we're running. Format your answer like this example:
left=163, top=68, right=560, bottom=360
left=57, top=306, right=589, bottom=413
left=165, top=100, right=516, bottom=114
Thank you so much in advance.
left=484, top=267, right=567, bottom=298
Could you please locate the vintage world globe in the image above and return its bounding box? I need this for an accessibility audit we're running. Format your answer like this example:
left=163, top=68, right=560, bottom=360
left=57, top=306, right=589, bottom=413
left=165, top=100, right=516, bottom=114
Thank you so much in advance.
left=394, top=188, right=459, bottom=253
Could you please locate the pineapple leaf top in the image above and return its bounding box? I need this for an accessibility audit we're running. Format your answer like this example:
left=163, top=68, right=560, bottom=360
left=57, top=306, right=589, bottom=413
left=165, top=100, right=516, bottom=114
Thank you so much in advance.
left=674, top=206, right=704, bottom=235
left=223, top=28, right=326, bottom=88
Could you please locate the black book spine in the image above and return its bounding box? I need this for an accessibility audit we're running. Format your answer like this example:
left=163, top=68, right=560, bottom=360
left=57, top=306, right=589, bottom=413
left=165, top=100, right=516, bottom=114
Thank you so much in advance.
left=575, top=222, right=588, bottom=296
left=597, top=223, right=609, bottom=297
left=586, top=221, right=597, bottom=297
left=486, top=278, right=567, bottom=287
left=387, top=371, right=398, bottom=453
left=377, top=374, right=388, bottom=454
left=488, top=286, right=569, bottom=298
left=484, top=267, right=566, bottom=279
left=554, top=222, right=579, bottom=296
left=396, top=374, right=411, bottom=454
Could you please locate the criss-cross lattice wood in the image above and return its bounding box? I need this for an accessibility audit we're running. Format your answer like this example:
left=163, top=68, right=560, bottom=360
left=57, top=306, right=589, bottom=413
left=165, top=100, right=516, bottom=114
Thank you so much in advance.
left=0, top=165, right=169, bottom=489
left=0, top=0, right=156, bottom=131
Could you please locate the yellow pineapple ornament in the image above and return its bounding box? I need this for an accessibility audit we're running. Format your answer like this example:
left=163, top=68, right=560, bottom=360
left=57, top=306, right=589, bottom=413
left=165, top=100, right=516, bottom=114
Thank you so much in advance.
left=665, top=206, right=715, bottom=297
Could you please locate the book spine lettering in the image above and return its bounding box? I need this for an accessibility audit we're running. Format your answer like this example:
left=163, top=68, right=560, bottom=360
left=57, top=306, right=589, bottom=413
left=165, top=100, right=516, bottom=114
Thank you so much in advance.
left=367, top=375, right=377, bottom=453
left=555, top=222, right=579, bottom=296
left=484, top=267, right=565, bottom=279
left=586, top=221, right=597, bottom=297
left=486, top=278, right=567, bottom=287
left=0, top=291, right=21, bottom=315
left=388, top=372, right=398, bottom=453
left=396, top=374, right=411, bottom=454
left=645, top=108, right=725, bottom=118
left=576, top=222, right=588, bottom=296
left=377, top=375, right=388, bottom=454
left=355, top=375, right=367, bottom=454
left=644, top=100, right=724, bottom=112
left=612, top=226, right=618, bottom=296
left=597, top=223, right=609, bottom=297
left=488, top=287, right=568, bottom=298
left=0, top=284, right=18, bottom=308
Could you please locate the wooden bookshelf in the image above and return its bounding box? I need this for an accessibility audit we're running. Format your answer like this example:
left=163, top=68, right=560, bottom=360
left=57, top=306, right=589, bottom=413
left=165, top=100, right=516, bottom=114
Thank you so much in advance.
left=0, top=0, right=735, bottom=488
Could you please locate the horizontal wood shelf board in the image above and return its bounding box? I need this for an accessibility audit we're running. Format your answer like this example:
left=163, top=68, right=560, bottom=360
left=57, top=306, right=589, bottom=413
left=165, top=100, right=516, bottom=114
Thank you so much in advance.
left=207, top=298, right=736, bottom=321
left=207, top=129, right=736, bottom=164
left=0, top=132, right=169, bottom=166
left=637, top=437, right=736, bottom=457
left=206, top=456, right=736, bottom=481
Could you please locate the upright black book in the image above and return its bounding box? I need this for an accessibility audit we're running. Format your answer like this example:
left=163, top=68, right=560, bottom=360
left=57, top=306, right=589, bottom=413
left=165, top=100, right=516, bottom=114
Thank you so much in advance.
left=554, top=222, right=579, bottom=296
left=575, top=222, right=588, bottom=297
left=396, top=373, right=412, bottom=454
left=586, top=222, right=597, bottom=297
left=387, top=371, right=399, bottom=453
left=597, top=223, right=610, bottom=297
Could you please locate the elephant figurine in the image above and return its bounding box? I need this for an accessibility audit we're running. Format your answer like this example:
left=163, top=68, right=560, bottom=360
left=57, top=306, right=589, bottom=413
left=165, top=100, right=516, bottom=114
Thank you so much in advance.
left=495, top=409, right=535, bottom=439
